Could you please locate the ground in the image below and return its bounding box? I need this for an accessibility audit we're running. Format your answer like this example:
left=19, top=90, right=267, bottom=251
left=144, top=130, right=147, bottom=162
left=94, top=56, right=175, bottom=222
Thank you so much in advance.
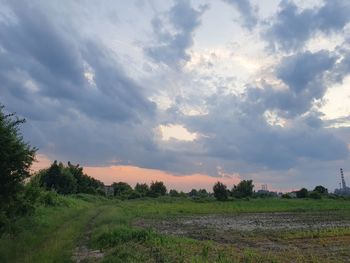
left=1, top=195, right=350, bottom=262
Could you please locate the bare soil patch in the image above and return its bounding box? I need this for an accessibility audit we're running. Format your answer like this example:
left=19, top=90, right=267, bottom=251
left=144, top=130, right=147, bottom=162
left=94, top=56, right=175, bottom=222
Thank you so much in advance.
left=135, top=212, right=350, bottom=233
left=134, top=212, right=350, bottom=260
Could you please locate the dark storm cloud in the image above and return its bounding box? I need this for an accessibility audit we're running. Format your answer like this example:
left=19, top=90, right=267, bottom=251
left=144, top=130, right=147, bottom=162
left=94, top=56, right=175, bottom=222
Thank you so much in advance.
left=144, top=0, right=208, bottom=68
left=222, top=0, right=257, bottom=30
left=264, top=0, right=350, bottom=52
left=0, top=1, right=157, bottom=165
left=0, top=1, right=155, bottom=123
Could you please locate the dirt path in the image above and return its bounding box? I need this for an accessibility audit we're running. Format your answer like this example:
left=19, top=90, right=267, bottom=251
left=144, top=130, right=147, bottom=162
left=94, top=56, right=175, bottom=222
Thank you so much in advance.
left=72, top=206, right=106, bottom=263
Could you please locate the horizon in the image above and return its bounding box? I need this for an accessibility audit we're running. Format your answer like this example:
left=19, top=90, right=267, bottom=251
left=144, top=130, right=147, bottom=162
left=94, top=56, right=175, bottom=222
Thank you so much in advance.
left=2, top=0, right=350, bottom=192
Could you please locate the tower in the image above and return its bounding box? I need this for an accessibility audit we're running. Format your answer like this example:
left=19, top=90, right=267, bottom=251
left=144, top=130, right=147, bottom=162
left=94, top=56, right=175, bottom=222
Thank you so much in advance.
left=341, top=168, right=346, bottom=189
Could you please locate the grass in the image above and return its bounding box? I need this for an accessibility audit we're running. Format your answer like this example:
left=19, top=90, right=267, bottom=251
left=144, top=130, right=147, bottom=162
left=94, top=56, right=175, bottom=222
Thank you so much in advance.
left=1, top=196, right=350, bottom=262
left=0, top=194, right=106, bottom=262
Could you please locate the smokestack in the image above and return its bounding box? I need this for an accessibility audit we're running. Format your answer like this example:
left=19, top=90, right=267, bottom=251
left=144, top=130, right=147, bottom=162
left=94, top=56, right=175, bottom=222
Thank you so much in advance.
left=341, top=168, right=346, bottom=189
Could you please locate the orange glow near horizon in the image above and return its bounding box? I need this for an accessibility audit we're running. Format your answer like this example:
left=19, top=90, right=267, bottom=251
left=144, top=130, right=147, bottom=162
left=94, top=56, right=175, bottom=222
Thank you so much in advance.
left=31, top=154, right=294, bottom=193
left=32, top=154, right=241, bottom=192
left=85, top=166, right=241, bottom=192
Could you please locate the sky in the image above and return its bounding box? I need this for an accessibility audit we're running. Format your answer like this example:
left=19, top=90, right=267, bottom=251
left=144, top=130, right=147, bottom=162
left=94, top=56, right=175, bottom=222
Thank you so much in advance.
left=1, top=0, right=350, bottom=192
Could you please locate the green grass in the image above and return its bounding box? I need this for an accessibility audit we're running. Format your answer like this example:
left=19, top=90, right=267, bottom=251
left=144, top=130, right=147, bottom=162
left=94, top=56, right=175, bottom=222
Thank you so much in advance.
left=0, top=194, right=106, bottom=263
left=1, top=196, right=350, bottom=262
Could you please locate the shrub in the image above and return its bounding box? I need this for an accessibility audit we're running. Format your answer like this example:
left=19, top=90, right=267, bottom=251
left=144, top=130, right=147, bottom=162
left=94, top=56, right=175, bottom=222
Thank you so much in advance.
left=309, top=191, right=322, bottom=199
left=169, top=189, right=180, bottom=197
left=127, top=191, right=142, bottom=200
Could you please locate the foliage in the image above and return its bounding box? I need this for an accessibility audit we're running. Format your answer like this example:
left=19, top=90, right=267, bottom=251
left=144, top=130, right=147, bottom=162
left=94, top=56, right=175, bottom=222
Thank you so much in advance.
left=149, top=181, right=167, bottom=197
left=198, top=189, right=209, bottom=197
left=231, top=180, right=254, bottom=198
left=309, top=191, right=322, bottom=199
left=313, top=185, right=328, bottom=194
left=67, top=162, right=104, bottom=194
left=213, top=182, right=228, bottom=201
left=112, top=182, right=133, bottom=198
left=188, top=189, right=198, bottom=197
left=39, top=161, right=77, bottom=194
left=0, top=105, right=36, bottom=233
left=37, top=161, right=104, bottom=195
left=169, top=189, right=180, bottom=197
left=134, top=183, right=150, bottom=196
left=296, top=188, right=308, bottom=198
left=281, top=193, right=292, bottom=199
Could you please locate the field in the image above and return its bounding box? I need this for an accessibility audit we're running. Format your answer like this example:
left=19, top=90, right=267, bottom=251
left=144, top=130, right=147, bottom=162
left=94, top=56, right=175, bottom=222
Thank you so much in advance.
left=1, top=196, right=350, bottom=263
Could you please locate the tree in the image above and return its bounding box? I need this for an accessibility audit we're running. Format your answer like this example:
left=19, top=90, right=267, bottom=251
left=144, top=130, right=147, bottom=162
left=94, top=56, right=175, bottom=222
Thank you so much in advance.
left=213, top=182, right=228, bottom=201
left=67, top=162, right=103, bottom=194
left=231, top=180, right=254, bottom=198
left=39, top=161, right=77, bottom=195
left=149, top=181, right=167, bottom=197
left=296, top=188, right=308, bottom=198
left=0, top=105, right=36, bottom=230
left=37, top=161, right=104, bottom=195
left=313, top=185, right=328, bottom=194
left=112, top=182, right=132, bottom=197
left=134, top=183, right=150, bottom=196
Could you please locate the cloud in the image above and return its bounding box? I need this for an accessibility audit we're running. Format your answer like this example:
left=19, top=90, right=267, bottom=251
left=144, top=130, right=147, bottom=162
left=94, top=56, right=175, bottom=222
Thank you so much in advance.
left=0, top=1, right=155, bottom=123
left=144, top=0, right=208, bottom=68
left=222, top=0, right=257, bottom=30
left=264, top=0, right=350, bottom=52
left=243, top=50, right=337, bottom=117
left=0, top=1, right=158, bottom=167
left=183, top=92, right=348, bottom=172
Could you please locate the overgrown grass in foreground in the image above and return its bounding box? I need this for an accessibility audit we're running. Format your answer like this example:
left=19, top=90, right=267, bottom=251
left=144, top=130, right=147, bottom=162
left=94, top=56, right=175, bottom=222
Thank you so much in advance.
left=1, top=196, right=350, bottom=262
left=0, top=193, right=107, bottom=263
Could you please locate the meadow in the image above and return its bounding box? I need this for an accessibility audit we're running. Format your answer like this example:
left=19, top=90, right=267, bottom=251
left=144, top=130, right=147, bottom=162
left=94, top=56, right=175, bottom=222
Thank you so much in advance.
left=1, top=195, right=350, bottom=263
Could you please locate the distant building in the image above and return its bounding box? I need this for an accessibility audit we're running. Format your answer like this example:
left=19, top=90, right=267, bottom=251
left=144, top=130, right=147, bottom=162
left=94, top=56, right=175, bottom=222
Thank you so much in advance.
left=334, top=168, right=350, bottom=196
left=104, top=185, right=114, bottom=196
left=256, top=184, right=277, bottom=197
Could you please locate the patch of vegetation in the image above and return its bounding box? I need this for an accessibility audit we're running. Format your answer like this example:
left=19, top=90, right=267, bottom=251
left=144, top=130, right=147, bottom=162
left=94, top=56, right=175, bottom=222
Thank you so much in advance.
left=0, top=105, right=36, bottom=234
left=34, top=161, right=105, bottom=195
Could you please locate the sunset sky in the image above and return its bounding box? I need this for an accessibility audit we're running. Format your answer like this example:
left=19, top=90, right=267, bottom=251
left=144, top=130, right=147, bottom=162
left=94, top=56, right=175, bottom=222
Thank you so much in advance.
left=1, top=0, right=350, bottom=192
